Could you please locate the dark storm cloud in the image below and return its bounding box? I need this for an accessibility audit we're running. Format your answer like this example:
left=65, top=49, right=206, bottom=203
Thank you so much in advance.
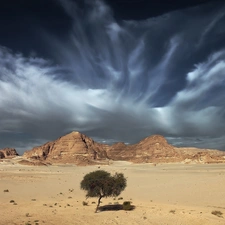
left=0, top=0, right=225, bottom=154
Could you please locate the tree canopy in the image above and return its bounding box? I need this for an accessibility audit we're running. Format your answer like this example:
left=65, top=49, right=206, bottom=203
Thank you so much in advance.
left=80, top=170, right=127, bottom=212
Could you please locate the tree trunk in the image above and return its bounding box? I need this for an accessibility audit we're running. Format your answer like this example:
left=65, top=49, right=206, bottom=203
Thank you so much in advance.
left=95, top=195, right=103, bottom=213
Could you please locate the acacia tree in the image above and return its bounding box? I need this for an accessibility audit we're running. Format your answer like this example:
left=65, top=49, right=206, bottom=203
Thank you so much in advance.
left=80, top=170, right=127, bottom=212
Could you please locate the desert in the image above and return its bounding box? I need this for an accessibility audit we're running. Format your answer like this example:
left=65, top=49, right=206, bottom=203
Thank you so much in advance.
left=1, top=152, right=225, bottom=224
left=1, top=132, right=225, bottom=225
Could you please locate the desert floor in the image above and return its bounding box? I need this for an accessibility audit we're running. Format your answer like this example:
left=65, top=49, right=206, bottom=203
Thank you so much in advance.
left=1, top=158, right=225, bottom=225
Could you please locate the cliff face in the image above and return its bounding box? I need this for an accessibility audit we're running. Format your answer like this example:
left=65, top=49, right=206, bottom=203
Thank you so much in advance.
left=23, top=131, right=109, bottom=165
left=105, top=135, right=179, bottom=163
left=132, top=135, right=182, bottom=163
left=174, top=147, right=225, bottom=164
left=0, top=148, right=19, bottom=159
left=23, top=131, right=225, bottom=165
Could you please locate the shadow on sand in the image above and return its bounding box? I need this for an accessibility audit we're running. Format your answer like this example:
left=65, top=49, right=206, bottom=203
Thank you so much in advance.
left=98, top=204, right=135, bottom=212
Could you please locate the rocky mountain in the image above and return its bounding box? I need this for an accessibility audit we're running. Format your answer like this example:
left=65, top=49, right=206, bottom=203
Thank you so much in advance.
left=0, top=148, right=19, bottom=159
left=107, top=135, right=181, bottom=163
left=23, top=131, right=109, bottom=165
left=23, top=131, right=225, bottom=165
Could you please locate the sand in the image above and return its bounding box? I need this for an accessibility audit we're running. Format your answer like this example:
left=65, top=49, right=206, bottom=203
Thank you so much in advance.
left=1, top=158, right=225, bottom=225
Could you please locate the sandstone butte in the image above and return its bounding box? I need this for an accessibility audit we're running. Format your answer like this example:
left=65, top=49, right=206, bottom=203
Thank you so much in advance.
left=21, top=131, right=225, bottom=165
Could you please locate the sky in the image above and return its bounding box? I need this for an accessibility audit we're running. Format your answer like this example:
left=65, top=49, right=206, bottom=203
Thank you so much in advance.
left=0, top=0, right=225, bottom=155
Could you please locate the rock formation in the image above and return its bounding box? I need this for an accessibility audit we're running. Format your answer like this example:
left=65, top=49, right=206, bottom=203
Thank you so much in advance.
left=106, top=135, right=182, bottom=163
left=23, top=131, right=109, bottom=165
left=0, top=148, right=19, bottom=159
left=23, top=131, right=225, bottom=165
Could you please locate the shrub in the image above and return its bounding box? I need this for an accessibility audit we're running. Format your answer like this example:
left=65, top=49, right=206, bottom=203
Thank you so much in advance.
left=211, top=210, right=223, bottom=217
left=82, top=201, right=88, bottom=206
left=169, top=210, right=176, bottom=214
left=122, top=201, right=132, bottom=210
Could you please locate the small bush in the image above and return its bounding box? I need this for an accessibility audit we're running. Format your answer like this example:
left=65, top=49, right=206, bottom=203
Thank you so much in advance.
left=3, top=189, right=9, bottom=192
left=211, top=210, right=223, bottom=217
left=169, top=210, right=176, bottom=214
left=82, top=201, right=88, bottom=206
left=123, top=201, right=132, bottom=210
left=10, top=200, right=15, bottom=203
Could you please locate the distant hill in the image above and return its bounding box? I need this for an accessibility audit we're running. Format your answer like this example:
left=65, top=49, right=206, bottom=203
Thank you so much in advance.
left=0, top=148, right=19, bottom=159
left=22, top=131, right=225, bottom=165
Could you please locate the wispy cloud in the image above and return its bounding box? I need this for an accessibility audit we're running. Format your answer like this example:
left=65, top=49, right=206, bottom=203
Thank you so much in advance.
left=198, top=5, right=225, bottom=47
left=171, top=50, right=225, bottom=108
left=0, top=0, right=225, bottom=154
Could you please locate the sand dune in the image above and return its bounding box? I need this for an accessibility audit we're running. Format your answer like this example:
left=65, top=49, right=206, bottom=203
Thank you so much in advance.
left=1, top=159, right=225, bottom=225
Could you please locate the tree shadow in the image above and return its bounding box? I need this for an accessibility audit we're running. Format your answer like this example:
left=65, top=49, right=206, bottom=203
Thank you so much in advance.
left=98, top=204, right=135, bottom=212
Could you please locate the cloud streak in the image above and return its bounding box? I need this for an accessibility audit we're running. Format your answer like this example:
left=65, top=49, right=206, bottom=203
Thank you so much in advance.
left=0, top=0, right=225, bottom=154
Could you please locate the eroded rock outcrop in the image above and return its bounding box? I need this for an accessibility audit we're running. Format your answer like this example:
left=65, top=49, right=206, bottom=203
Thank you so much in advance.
left=23, top=131, right=109, bottom=165
left=23, top=131, right=225, bottom=165
left=106, top=135, right=182, bottom=163
left=175, top=147, right=225, bottom=164
left=0, top=148, right=19, bottom=159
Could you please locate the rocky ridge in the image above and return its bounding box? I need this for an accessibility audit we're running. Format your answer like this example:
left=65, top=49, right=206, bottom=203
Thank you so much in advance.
left=0, top=148, right=19, bottom=159
left=22, top=131, right=225, bottom=165
left=23, top=131, right=109, bottom=165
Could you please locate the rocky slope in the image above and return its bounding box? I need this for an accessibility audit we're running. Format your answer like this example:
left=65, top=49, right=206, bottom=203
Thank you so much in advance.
left=22, top=131, right=225, bottom=165
left=23, top=131, right=109, bottom=165
left=107, top=135, right=182, bottom=163
left=0, top=148, right=19, bottom=159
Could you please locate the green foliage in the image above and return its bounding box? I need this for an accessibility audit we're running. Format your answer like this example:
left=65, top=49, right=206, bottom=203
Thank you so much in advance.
left=80, top=170, right=127, bottom=212
left=80, top=170, right=126, bottom=198
left=122, top=201, right=132, bottom=210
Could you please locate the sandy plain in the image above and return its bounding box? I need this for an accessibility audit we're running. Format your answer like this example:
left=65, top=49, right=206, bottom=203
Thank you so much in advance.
left=1, top=158, right=225, bottom=225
